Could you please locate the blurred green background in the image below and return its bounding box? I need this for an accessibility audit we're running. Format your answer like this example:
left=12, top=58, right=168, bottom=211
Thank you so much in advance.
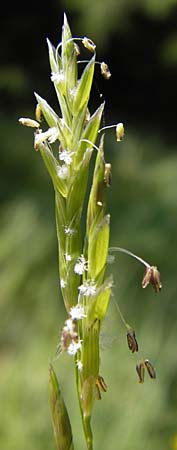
left=1, top=1, right=177, bottom=449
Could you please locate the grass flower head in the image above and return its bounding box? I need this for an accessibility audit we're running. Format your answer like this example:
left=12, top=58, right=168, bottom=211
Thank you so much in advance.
left=19, top=13, right=162, bottom=450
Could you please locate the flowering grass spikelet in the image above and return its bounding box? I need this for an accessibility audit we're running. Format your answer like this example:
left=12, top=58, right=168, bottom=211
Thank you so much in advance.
left=49, top=364, right=74, bottom=450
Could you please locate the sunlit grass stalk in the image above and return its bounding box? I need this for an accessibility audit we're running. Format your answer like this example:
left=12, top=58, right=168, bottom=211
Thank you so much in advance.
left=19, top=13, right=162, bottom=450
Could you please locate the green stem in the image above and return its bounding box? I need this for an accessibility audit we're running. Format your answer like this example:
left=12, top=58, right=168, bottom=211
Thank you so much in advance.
left=84, top=416, right=93, bottom=450
left=75, top=362, right=93, bottom=450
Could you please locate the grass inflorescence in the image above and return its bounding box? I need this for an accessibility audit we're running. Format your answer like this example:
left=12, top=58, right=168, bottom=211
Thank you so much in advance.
left=19, top=13, right=162, bottom=450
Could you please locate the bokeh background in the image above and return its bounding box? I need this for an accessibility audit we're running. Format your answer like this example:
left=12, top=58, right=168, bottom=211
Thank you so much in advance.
left=1, top=1, right=177, bottom=449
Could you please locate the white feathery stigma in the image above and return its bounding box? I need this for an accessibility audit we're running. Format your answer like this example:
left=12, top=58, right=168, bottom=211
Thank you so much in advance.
left=35, top=127, right=59, bottom=146
left=51, top=71, right=65, bottom=83
left=67, top=340, right=82, bottom=356
left=69, top=304, right=86, bottom=320
left=74, top=254, right=88, bottom=275
left=59, top=149, right=74, bottom=165
left=64, top=226, right=75, bottom=236
left=65, top=253, right=72, bottom=262
left=60, top=279, right=66, bottom=288
left=78, top=280, right=96, bottom=296
left=57, top=164, right=68, bottom=179
left=76, top=360, right=83, bottom=371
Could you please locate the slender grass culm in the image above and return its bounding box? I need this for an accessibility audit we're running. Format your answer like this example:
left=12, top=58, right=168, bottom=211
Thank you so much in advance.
left=19, top=14, right=162, bottom=450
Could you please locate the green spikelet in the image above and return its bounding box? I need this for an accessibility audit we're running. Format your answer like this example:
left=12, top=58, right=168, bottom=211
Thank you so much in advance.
left=49, top=364, right=74, bottom=450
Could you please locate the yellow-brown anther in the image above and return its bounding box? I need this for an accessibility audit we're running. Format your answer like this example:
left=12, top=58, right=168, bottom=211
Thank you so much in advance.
left=34, top=131, right=40, bottom=151
left=136, top=362, right=145, bottom=383
left=95, top=375, right=107, bottom=400
left=59, top=144, right=64, bottom=153
left=100, top=62, right=111, bottom=80
left=74, top=42, right=80, bottom=56
left=82, top=37, right=96, bottom=52
left=104, top=163, right=112, bottom=187
left=127, top=329, right=139, bottom=353
left=142, top=266, right=162, bottom=293
left=144, top=359, right=156, bottom=379
left=96, top=375, right=107, bottom=392
left=116, top=122, right=124, bottom=141
left=35, top=103, right=43, bottom=122
left=19, top=117, right=40, bottom=128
